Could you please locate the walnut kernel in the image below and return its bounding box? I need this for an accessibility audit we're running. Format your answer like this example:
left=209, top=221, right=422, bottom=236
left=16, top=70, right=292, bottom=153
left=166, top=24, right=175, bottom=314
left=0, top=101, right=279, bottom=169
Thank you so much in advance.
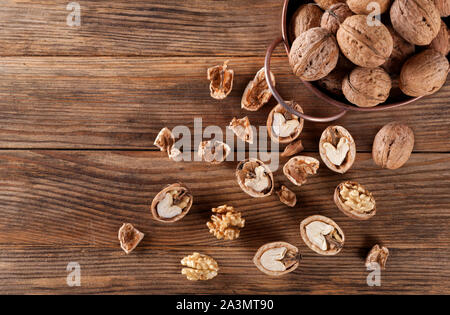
left=206, top=205, right=245, bottom=240
left=198, top=140, right=231, bottom=164
left=300, top=215, right=345, bottom=255
left=366, top=244, right=389, bottom=270
left=207, top=60, right=234, bottom=100
left=283, top=156, right=320, bottom=186
left=229, top=116, right=254, bottom=144
left=181, top=252, right=219, bottom=281
left=267, top=103, right=304, bottom=144
left=277, top=185, right=297, bottom=207
left=118, top=223, right=144, bottom=254
left=253, top=242, right=300, bottom=276
left=150, top=183, right=193, bottom=223
left=319, top=125, right=356, bottom=173
left=334, top=181, right=376, bottom=220
left=241, top=67, right=275, bottom=111
left=236, top=159, right=274, bottom=198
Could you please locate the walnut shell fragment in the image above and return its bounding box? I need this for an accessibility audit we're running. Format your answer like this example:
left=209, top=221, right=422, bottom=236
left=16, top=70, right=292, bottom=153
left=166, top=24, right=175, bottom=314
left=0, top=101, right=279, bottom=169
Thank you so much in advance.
left=241, top=67, right=275, bottom=111
left=150, top=183, right=193, bottom=223
left=236, top=159, right=274, bottom=198
left=429, top=21, right=450, bottom=56
left=289, top=3, right=324, bottom=42
left=277, top=185, right=297, bottom=207
left=289, top=27, right=340, bottom=81
left=253, top=242, right=301, bottom=276
left=118, top=223, right=144, bottom=254
left=154, top=127, right=183, bottom=162
left=337, top=15, right=393, bottom=68
left=372, top=122, right=414, bottom=170
left=314, top=0, right=345, bottom=10
left=281, top=139, right=304, bottom=157
left=206, top=205, right=245, bottom=240
left=321, top=3, right=354, bottom=35
left=300, top=215, right=345, bottom=255
left=198, top=139, right=231, bottom=164
left=366, top=244, right=389, bottom=270
left=267, top=103, right=304, bottom=144
left=229, top=116, right=254, bottom=144
left=433, top=0, right=450, bottom=17
left=207, top=60, right=234, bottom=100
left=347, top=0, right=391, bottom=15
left=382, top=26, right=416, bottom=75
left=283, top=156, right=320, bottom=187
left=334, top=181, right=376, bottom=220
left=319, top=125, right=356, bottom=174
left=181, top=252, right=219, bottom=281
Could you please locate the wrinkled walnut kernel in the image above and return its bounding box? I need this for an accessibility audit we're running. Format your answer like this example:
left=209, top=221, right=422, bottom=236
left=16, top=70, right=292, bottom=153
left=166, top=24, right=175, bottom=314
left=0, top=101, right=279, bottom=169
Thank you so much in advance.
left=229, top=116, right=254, bottom=144
left=181, top=252, right=219, bottom=281
left=267, top=103, right=304, bottom=144
left=277, top=185, right=297, bottom=207
left=150, top=183, right=193, bottom=223
left=300, top=215, right=345, bottom=255
left=335, top=181, right=376, bottom=220
left=207, top=60, right=234, bottom=100
left=198, top=140, right=231, bottom=164
left=236, top=159, right=274, bottom=198
left=366, top=244, right=389, bottom=270
left=283, top=156, right=319, bottom=187
left=253, top=242, right=301, bottom=276
left=118, top=223, right=144, bottom=254
left=206, top=205, right=245, bottom=240
left=241, top=67, right=275, bottom=111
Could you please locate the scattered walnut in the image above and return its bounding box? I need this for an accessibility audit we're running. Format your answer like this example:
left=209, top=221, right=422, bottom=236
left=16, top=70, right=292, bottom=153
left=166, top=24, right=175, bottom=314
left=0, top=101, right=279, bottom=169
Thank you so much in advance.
left=320, top=3, right=353, bottom=35
left=206, top=205, right=245, bottom=240
left=150, top=183, right=193, bottom=223
left=281, top=139, right=304, bottom=158
left=118, top=223, right=144, bottom=254
left=334, top=181, right=376, bottom=220
left=300, top=215, right=345, bottom=256
left=267, top=103, right=304, bottom=144
left=429, top=20, right=450, bottom=56
left=433, top=0, right=450, bottom=17
left=289, top=3, right=324, bottom=43
left=366, top=244, right=389, bottom=270
left=283, top=156, right=319, bottom=186
left=181, top=252, right=219, bottom=281
left=382, top=26, right=416, bottom=75
left=236, top=159, right=274, bottom=198
left=253, top=242, right=301, bottom=276
left=198, top=139, right=231, bottom=164
left=314, top=0, right=345, bottom=10
left=319, top=125, right=356, bottom=174
left=347, top=0, right=391, bottom=15
left=207, top=60, right=234, bottom=100
left=229, top=116, right=254, bottom=144
left=277, top=185, right=297, bottom=207
left=241, top=67, right=275, bottom=111
left=154, top=127, right=182, bottom=162
left=372, top=122, right=414, bottom=170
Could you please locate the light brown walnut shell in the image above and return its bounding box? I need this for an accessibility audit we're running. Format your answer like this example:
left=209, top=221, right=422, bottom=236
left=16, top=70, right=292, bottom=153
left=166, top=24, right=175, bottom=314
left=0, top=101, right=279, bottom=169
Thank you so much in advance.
left=300, top=215, right=345, bottom=256
left=281, top=139, right=304, bottom=157
left=319, top=125, right=356, bottom=173
left=366, top=244, right=389, bottom=269
left=314, top=0, right=345, bottom=10
left=347, top=0, right=391, bottom=14
left=372, top=122, right=414, bottom=170
left=207, top=60, right=234, bottom=100
left=399, top=49, right=449, bottom=97
left=337, top=15, right=393, bottom=68
left=236, top=159, right=274, bottom=198
left=267, top=102, right=304, bottom=144
left=429, top=20, right=450, bottom=56
left=150, top=183, right=193, bottom=223
left=277, top=185, right=297, bottom=207
left=390, top=0, right=441, bottom=46
left=283, top=156, right=320, bottom=186
left=343, top=67, right=392, bottom=107
left=241, top=67, right=275, bottom=111
left=289, top=27, right=339, bottom=81
left=198, top=139, right=231, bottom=164
left=334, top=181, right=376, bottom=220
left=118, top=223, right=144, bottom=254
left=434, top=0, right=450, bottom=17
left=382, top=26, right=416, bottom=75
left=253, top=242, right=300, bottom=276
left=289, top=4, right=324, bottom=43
left=321, top=3, right=354, bottom=35
left=229, top=116, right=254, bottom=144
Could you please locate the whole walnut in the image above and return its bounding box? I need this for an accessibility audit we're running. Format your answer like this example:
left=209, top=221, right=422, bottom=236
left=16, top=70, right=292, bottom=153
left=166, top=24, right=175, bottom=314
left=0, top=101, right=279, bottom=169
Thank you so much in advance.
left=429, top=20, right=449, bottom=56
left=382, top=26, right=416, bottom=75
left=289, top=4, right=323, bottom=43
left=343, top=67, right=392, bottom=107
left=372, top=122, right=414, bottom=170
left=320, top=3, right=354, bottom=35
left=337, top=15, right=393, bottom=67
left=433, top=0, right=450, bottom=17
left=289, top=27, right=339, bottom=81
left=317, top=54, right=354, bottom=95
left=390, top=0, right=441, bottom=46
left=399, top=49, right=449, bottom=97
left=314, top=0, right=345, bottom=10
left=347, top=0, right=391, bottom=14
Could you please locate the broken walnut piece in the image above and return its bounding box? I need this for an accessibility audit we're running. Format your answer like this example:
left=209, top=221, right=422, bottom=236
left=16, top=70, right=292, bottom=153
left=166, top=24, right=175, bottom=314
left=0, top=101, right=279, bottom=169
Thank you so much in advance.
left=150, top=183, right=193, bottom=223
left=300, top=215, right=345, bottom=256
left=253, top=242, right=301, bottom=276
left=206, top=205, right=245, bottom=240
left=319, top=125, right=356, bottom=174
left=277, top=185, right=297, bottom=207
left=154, top=127, right=182, bottom=162
left=236, top=158, right=274, bottom=198
left=334, top=181, right=376, bottom=220
left=241, top=67, right=275, bottom=111
left=267, top=103, right=304, bottom=144
left=229, top=116, right=254, bottom=144
left=366, top=244, right=389, bottom=270
left=283, top=156, right=319, bottom=187
left=281, top=139, right=304, bottom=158
left=118, top=223, right=144, bottom=254
left=207, top=60, right=234, bottom=100
left=198, top=140, right=231, bottom=164
left=181, top=252, right=219, bottom=281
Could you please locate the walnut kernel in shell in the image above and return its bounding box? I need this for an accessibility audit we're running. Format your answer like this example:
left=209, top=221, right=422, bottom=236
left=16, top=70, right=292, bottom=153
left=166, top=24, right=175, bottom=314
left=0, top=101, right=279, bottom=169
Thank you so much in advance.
left=347, top=0, right=391, bottom=15
left=319, top=125, right=356, bottom=173
left=283, top=156, right=320, bottom=187
left=181, top=252, right=219, bottom=281
left=229, top=116, right=254, bottom=144
left=300, top=215, right=345, bottom=256
left=150, top=183, right=193, bottom=223
left=267, top=102, right=304, bottom=144
left=334, top=181, right=376, bottom=220
left=277, top=185, right=297, bottom=207
left=289, top=4, right=324, bottom=42
left=198, top=139, right=231, bottom=164
left=253, top=242, right=300, bottom=276
left=236, top=159, right=274, bottom=198
left=241, top=67, right=275, bottom=111
left=206, top=205, right=245, bottom=240
left=118, top=223, right=144, bottom=254
left=207, top=60, right=234, bottom=100
left=320, top=3, right=354, bottom=35
left=366, top=244, right=389, bottom=270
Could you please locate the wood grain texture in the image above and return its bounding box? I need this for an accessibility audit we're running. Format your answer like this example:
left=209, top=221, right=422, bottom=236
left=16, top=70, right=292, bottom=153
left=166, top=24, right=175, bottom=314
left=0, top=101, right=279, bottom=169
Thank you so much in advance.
left=0, top=56, right=449, bottom=150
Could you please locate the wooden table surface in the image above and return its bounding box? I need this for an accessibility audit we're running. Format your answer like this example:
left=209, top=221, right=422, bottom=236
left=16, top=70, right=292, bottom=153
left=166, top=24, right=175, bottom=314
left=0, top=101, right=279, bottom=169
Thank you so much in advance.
left=0, top=0, right=449, bottom=295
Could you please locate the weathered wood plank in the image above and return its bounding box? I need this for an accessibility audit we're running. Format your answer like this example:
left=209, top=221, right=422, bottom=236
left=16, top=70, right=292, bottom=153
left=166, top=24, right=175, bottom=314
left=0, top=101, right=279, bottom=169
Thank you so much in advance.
left=0, top=57, right=448, bottom=151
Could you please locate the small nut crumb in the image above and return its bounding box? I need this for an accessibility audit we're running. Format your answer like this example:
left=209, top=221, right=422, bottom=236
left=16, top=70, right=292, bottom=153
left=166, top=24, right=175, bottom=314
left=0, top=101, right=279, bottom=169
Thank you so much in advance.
left=206, top=205, right=245, bottom=240
left=228, top=116, right=254, bottom=144
left=241, top=67, right=275, bottom=111
left=118, top=223, right=144, bottom=254
left=253, top=242, right=301, bottom=276
left=300, top=215, right=345, bottom=255
left=366, top=244, right=389, bottom=270
left=181, top=252, right=219, bottom=281
left=335, top=181, right=376, bottom=220
left=198, top=140, right=231, bottom=164
left=207, top=60, right=234, bottom=100
left=277, top=185, right=297, bottom=207
left=283, top=156, right=319, bottom=186
left=150, top=183, right=193, bottom=223
left=236, top=159, right=274, bottom=198
left=281, top=139, right=304, bottom=157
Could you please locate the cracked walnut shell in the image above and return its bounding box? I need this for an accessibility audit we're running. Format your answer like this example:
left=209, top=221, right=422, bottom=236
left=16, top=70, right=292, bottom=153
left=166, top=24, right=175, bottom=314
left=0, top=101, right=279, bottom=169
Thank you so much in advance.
left=321, top=3, right=353, bottom=35
left=300, top=215, right=345, bottom=256
left=154, top=127, right=182, bottom=162
left=181, top=252, right=219, bottom=281
left=314, top=0, right=345, bottom=10
left=229, top=116, right=254, bottom=144
left=281, top=139, right=304, bottom=158
left=334, top=181, right=376, bottom=220
left=366, top=244, right=389, bottom=270
left=207, top=60, right=234, bottom=100
left=267, top=102, right=304, bottom=144
left=236, top=158, right=274, bottom=198
left=289, top=3, right=324, bottom=42
left=118, top=223, right=144, bottom=254
left=206, top=205, right=245, bottom=240
left=198, top=139, right=231, bottom=164
left=277, top=185, right=297, bottom=207
left=283, top=156, right=320, bottom=187
left=253, top=242, right=300, bottom=276
left=151, top=183, right=193, bottom=223
left=241, top=67, right=275, bottom=111
left=319, top=125, right=356, bottom=174
left=347, top=0, right=391, bottom=15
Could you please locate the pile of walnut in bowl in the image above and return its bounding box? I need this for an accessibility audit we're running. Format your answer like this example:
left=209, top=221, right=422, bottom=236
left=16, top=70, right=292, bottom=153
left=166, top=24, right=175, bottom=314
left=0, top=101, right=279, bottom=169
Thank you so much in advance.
left=289, top=0, right=449, bottom=107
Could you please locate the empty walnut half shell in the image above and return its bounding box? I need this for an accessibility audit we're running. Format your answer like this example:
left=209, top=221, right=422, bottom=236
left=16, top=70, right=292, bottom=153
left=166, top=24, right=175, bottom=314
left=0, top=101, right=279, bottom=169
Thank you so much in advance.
left=366, top=244, right=389, bottom=270
left=241, top=67, right=275, bottom=111
left=267, top=103, right=304, bottom=144
left=207, top=60, right=234, bottom=100
left=150, top=183, right=193, bottom=223
left=236, top=159, right=274, bottom=198
left=118, top=223, right=144, bottom=254
left=334, top=181, right=376, bottom=220
left=198, top=140, right=231, bottom=164
left=229, top=116, right=254, bottom=144
left=300, top=215, right=345, bottom=255
left=253, top=242, right=301, bottom=276
left=283, top=156, right=320, bottom=187
left=277, top=185, right=297, bottom=207
left=319, top=126, right=356, bottom=174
